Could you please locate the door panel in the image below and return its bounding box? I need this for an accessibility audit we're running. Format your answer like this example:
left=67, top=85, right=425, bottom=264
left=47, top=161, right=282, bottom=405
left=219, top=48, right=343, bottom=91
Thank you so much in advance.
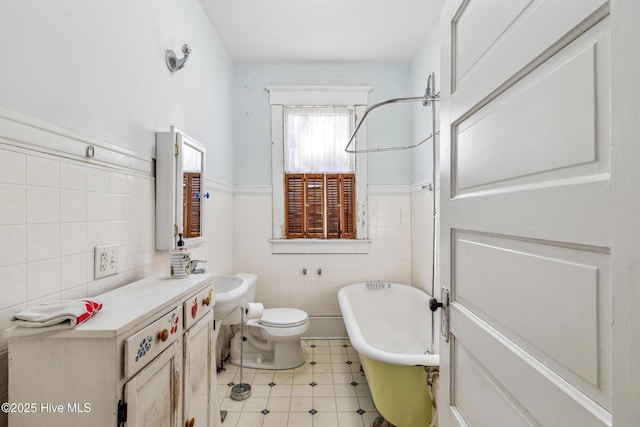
left=440, top=0, right=613, bottom=426
left=454, top=0, right=533, bottom=84
left=455, top=40, right=604, bottom=194
left=452, top=340, right=537, bottom=427
left=451, top=313, right=611, bottom=427
left=450, top=0, right=608, bottom=118
left=454, top=231, right=611, bottom=407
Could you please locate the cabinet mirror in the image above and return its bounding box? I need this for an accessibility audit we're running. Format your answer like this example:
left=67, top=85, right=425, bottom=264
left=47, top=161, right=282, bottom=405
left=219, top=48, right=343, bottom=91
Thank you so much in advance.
left=156, top=127, right=207, bottom=250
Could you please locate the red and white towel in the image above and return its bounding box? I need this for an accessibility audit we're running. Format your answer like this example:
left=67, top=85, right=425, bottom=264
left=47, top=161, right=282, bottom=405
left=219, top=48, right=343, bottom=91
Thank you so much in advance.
left=7, top=299, right=103, bottom=337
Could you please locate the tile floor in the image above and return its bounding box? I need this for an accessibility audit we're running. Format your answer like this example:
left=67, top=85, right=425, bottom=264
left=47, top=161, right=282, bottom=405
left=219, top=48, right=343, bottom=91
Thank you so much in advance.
left=217, top=339, right=381, bottom=427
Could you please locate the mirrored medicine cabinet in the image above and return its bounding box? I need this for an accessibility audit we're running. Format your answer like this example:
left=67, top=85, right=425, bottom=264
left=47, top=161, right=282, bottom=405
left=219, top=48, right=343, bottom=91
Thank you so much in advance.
left=156, top=127, right=208, bottom=250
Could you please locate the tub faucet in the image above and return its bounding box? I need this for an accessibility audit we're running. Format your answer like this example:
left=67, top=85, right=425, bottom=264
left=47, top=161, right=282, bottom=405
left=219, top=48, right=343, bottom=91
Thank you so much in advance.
left=190, top=260, right=207, bottom=274
left=366, top=280, right=390, bottom=289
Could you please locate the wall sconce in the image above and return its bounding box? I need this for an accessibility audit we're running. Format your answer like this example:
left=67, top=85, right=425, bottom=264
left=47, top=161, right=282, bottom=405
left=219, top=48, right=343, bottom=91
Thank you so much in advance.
left=165, top=44, right=191, bottom=73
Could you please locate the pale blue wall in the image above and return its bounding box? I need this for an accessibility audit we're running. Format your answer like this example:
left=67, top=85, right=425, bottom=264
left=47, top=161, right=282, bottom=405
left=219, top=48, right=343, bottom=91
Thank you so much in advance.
left=410, top=23, right=442, bottom=185
left=0, top=0, right=235, bottom=184
left=0, top=0, right=439, bottom=188
left=0, top=0, right=443, bottom=314
left=233, top=64, right=415, bottom=186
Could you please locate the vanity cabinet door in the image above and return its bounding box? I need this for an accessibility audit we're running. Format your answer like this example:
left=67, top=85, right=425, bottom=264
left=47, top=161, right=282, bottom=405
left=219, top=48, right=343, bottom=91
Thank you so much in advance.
left=183, top=310, right=214, bottom=427
left=124, top=340, right=182, bottom=427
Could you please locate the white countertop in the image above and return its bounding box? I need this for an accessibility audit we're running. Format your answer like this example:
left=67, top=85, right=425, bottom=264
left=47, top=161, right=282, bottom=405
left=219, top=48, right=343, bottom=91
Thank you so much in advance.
left=9, top=274, right=214, bottom=339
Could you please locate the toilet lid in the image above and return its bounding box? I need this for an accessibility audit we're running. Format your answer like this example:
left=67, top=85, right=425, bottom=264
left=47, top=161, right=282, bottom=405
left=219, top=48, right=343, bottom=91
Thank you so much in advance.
left=259, top=308, right=308, bottom=327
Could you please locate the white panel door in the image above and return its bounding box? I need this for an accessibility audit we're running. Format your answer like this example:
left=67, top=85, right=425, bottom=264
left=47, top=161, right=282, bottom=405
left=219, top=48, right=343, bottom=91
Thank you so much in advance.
left=437, top=0, right=640, bottom=425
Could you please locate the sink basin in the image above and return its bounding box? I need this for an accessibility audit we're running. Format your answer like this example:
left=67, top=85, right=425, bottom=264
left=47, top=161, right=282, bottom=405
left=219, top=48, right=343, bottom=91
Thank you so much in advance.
left=213, top=275, right=249, bottom=321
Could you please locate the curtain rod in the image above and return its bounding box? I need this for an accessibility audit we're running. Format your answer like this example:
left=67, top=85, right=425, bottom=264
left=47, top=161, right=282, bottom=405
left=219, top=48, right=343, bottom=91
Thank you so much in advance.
left=345, top=72, right=439, bottom=154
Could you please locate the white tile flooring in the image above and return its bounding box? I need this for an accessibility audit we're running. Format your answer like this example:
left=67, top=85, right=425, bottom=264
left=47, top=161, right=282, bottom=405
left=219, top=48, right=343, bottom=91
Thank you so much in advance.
left=217, top=339, right=381, bottom=427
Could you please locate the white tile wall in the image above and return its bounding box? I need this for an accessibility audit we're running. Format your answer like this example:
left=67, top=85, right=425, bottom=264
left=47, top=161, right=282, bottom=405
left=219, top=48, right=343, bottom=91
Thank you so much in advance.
left=411, top=188, right=436, bottom=295
left=191, top=188, right=236, bottom=274
left=0, top=145, right=171, bottom=347
left=0, top=145, right=237, bottom=421
left=0, top=145, right=432, bottom=425
left=234, top=192, right=413, bottom=317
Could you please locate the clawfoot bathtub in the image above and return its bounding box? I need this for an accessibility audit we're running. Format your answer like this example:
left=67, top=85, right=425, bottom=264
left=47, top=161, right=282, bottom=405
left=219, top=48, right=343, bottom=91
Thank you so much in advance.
left=338, top=282, right=439, bottom=427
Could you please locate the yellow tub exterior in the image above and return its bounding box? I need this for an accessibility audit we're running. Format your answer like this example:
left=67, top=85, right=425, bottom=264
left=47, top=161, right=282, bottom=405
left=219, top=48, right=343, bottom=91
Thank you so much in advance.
left=359, top=354, right=433, bottom=426
left=338, top=282, right=439, bottom=426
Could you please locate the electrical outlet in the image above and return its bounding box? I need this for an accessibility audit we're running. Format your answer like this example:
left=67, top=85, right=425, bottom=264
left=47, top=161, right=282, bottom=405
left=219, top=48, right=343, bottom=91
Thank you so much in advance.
left=94, top=244, right=119, bottom=279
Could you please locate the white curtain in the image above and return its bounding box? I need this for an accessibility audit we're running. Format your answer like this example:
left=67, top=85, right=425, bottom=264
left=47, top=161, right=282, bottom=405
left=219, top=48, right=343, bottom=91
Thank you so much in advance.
left=284, top=106, right=355, bottom=173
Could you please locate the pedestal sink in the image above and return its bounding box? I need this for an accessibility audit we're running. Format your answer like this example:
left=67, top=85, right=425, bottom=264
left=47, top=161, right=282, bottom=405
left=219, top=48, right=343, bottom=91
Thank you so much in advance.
left=213, top=274, right=249, bottom=321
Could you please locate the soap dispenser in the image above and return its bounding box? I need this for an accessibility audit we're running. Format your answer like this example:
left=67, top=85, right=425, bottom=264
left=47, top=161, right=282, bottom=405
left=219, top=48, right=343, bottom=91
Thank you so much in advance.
left=170, top=233, right=191, bottom=278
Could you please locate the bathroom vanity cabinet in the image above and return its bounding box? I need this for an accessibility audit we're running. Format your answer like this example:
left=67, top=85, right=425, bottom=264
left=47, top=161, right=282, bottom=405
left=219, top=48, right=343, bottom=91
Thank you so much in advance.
left=6, top=274, right=220, bottom=427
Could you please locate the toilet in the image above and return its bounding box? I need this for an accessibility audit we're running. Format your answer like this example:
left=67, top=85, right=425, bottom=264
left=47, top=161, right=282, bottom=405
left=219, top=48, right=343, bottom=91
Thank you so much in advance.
left=227, top=276, right=310, bottom=370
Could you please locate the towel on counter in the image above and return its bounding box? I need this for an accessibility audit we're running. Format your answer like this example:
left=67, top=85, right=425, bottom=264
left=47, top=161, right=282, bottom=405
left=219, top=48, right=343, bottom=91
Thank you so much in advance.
left=6, top=299, right=103, bottom=338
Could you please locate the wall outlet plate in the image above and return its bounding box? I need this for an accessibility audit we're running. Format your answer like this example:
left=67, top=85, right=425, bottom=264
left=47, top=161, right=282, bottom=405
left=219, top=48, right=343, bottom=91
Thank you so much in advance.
left=94, top=244, right=119, bottom=279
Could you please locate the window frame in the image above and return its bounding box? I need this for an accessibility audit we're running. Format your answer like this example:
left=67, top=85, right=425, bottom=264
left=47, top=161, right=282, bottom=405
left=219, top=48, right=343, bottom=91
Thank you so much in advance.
left=267, top=86, right=371, bottom=254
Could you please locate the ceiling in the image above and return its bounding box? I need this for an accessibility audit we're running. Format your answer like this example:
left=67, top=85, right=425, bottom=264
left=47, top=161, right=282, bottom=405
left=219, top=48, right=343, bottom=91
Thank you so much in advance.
left=199, top=0, right=444, bottom=63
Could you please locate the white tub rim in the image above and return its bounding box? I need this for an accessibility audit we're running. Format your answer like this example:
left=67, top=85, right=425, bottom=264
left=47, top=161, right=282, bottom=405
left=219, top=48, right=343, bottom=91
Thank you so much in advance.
left=338, top=282, right=440, bottom=367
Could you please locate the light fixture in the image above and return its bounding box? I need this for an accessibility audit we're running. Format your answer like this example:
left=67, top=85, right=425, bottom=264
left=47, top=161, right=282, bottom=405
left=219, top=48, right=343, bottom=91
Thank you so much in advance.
left=165, top=44, right=191, bottom=73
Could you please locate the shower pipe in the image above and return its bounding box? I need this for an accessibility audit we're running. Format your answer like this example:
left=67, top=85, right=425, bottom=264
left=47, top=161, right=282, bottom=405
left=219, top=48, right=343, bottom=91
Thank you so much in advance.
left=345, top=72, right=440, bottom=353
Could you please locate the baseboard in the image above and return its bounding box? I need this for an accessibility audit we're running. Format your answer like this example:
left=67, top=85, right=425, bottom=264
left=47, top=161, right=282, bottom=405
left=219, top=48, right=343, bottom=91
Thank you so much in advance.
left=303, top=316, right=348, bottom=339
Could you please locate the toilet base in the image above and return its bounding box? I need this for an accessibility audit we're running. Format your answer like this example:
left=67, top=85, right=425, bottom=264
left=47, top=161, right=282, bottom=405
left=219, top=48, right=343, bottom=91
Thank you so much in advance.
left=229, top=334, right=305, bottom=370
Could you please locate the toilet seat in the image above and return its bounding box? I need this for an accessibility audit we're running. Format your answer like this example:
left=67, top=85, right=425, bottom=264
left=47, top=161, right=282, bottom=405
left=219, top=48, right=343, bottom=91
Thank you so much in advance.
left=258, top=308, right=308, bottom=328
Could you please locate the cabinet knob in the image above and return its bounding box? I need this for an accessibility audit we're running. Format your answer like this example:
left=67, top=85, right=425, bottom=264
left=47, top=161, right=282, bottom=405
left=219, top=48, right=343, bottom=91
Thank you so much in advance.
left=203, top=296, right=211, bottom=306
left=186, top=417, right=195, bottom=427
left=158, top=329, right=169, bottom=342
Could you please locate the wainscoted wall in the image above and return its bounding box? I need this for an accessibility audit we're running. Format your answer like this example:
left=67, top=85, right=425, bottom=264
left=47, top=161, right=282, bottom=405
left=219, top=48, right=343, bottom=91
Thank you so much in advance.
left=0, top=146, right=159, bottom=318
left=0, top=1, right=236, bottom=422
left=411, top=185, right=436, bottom=295
left=0, top=122, right=431, bottom=426
left=0, top=113, right=236, bottom=426
left=0, top=145, right=156, bottom=424
left=234, top=188, right=412, bottom=317
left=195, top=183, right=236, bottom=274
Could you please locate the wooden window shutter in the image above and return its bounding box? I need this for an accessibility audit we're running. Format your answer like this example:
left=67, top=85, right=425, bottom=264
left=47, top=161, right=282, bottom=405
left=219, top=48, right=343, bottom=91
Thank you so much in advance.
left=341, top=173, right=356, bottom=238
left=305, top=174, right=325, bottom=238
left=285, top=173, right=355, bottom=239
left=183, top=172, right=201, bottom=238
left=325, top=174, right=341, bottom=238
left=285, top=174, right=305, bottom=238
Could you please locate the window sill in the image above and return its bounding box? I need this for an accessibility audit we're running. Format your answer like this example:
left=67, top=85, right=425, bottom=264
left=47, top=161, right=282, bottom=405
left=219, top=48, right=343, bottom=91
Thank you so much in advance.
left=269, top=239, right=371, bottom=254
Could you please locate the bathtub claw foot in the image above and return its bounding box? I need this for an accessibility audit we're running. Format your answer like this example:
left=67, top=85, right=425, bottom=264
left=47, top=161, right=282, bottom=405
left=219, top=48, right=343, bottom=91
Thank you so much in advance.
left=372, top=415, right=396, bottom=427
